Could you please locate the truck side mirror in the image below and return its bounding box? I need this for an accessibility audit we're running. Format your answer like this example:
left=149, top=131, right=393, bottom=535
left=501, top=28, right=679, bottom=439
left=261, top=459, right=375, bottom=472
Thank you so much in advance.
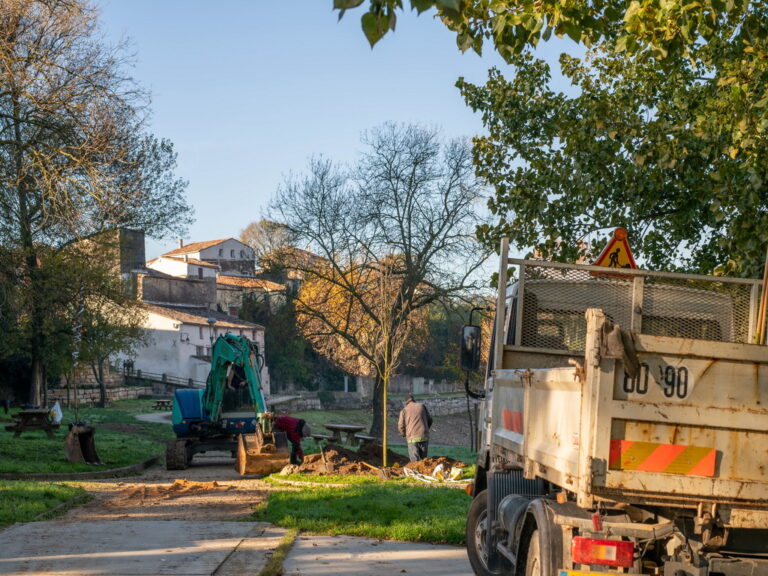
left=460, top=325, right=481, bottom=372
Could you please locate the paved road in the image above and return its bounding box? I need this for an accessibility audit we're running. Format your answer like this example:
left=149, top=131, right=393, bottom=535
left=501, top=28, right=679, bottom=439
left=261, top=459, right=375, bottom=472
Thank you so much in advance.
left=0, top=519, right=474, bottom=575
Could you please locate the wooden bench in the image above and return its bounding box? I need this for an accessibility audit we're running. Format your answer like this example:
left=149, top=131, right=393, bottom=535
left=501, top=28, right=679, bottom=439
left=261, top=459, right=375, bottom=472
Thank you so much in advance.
left=152, top=399, right=172, bottom=411
left=324, top=424, right=365, bottom=446
left=5, top=409, right=60, bottom=439
left=354, top=434, right=380, bottom=447
left=311, top=433, right=336, bottom=445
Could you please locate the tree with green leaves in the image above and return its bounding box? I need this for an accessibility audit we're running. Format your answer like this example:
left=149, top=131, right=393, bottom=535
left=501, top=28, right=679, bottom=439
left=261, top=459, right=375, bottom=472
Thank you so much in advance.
left=335, top=0, right=761, bottom=63
left=457, top=43, right=768, bottom=275
left=270, top=123, right=489, bottom=454
left=0, top=0, right=191, bottom=404
left=336, top=1, right=767, bottom=276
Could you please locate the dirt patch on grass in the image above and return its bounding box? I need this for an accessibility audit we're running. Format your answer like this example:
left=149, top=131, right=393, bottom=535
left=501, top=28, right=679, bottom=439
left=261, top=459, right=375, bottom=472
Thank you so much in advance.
left=287, top=444, right=467, bottom=480
left=62, top=453, right=275, bottom=522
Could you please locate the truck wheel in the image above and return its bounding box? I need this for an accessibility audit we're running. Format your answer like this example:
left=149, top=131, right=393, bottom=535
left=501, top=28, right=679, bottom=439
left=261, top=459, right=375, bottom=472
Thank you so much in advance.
left=165, top=440, right=189, bottom=470
left=524, top=529, right=541, bottom=576
left=466, top=490, right=506, bottom=576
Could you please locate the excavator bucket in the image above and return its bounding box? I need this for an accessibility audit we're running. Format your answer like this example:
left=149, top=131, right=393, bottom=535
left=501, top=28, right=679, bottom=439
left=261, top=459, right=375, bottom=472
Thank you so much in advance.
left=235, top=426, right=290, bottom=476
left=64, top=424, right=102, bottom=465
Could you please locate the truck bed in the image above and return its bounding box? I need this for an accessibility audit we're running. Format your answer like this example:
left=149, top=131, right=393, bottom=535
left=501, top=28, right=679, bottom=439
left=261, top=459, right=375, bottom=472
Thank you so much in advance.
left=492, top=309, right=768, bottom=528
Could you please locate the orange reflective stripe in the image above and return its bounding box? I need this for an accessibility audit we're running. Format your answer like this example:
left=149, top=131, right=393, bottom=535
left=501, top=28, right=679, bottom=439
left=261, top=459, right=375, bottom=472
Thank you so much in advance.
left=501, top=409, right=524, bottom=433
left=609, top=440, right=716, bottom=477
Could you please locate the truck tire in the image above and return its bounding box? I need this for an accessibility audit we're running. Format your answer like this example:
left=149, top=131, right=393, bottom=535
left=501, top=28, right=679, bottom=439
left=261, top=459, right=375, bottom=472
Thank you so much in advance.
left=466, top=490, right=507, bottom=576
left=524, top=529, right=541, bottom=576
left=165, top=440, right=189, bottom=470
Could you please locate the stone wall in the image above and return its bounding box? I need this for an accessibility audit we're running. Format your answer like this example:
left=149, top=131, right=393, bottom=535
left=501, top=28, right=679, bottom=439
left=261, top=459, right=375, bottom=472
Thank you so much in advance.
left=356, top=375, right=462, bottom=397
left=269, top=391, right=474, bottom=416
left=49, top=386, right=154, bottom=407
left=387, top=395, right=478, bottom=417
left=139, top=274, right=215, bottom=307
left=269, top=395, right=323, bottom=412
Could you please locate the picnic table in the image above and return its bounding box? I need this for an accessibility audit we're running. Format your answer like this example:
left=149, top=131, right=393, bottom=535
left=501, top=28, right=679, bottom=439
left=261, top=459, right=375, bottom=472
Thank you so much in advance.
left=152, top=399, right=172, bottom=411
left=4, top=409, right=60, bottom=439
left=354, top=434, right=381, bottom=448
left=324, top=424, right=365, bottom=446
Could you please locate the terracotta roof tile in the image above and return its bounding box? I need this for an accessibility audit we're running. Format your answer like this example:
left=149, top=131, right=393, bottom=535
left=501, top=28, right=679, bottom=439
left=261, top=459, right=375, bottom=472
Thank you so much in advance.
left=165, top=256, right=219, bottom=268
left=141, top=303, right=263, bottom=330
left=162, top=238, right=233, bottom=257
left=217, top=276, right=285, bottom=291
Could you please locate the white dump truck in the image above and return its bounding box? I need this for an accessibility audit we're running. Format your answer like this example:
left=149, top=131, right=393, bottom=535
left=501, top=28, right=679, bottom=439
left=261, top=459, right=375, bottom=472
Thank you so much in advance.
left=464, top=238, right=768, bottom=576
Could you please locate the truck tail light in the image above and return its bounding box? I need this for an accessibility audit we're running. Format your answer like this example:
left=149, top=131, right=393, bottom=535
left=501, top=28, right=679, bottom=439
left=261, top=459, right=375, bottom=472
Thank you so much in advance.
left=572, top=537, right=634, bottom=568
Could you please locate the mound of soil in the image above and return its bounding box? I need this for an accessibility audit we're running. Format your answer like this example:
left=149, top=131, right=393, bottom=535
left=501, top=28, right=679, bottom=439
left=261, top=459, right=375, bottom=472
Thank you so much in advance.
left=287, top=444, right=466, bottom=479
left=404, top=456, right=466, bottom=476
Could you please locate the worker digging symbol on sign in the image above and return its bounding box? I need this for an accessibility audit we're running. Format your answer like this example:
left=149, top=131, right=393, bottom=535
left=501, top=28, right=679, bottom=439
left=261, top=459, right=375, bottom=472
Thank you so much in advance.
left=592, top=227, right=638, bottom=275
left=608, top=247, right=622, bottom=268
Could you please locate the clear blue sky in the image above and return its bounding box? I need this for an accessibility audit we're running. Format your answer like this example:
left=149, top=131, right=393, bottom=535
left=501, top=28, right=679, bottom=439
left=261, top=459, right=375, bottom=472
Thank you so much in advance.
left=97, top=1, right=572, bottom=259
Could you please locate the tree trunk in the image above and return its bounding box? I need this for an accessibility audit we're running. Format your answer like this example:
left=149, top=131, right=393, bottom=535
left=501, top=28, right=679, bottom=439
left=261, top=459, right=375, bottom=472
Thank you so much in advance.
left=31, top=358, right=44, bottom=407
left=369, top=374, right=385, bottom=437
left=93, top=360, right=107, bottom=408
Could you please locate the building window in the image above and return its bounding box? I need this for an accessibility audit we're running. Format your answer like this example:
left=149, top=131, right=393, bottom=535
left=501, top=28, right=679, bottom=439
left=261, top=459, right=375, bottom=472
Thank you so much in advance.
left=218, top=248, right=223, bottom=257
left=198, top=267, right=203, bottom=279
left=240, top=250, right=245, bottom=258
left=196, top=345, right=204, bottom=356
left=199, top=326, right=203, bottom=339
left=230, top=249, right=235, bottom=258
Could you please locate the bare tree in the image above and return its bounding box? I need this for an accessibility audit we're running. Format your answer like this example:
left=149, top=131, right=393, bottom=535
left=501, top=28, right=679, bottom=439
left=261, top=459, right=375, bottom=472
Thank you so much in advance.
left=270, top=123, right=489, bottom=460
left=240, top=219, right=297, bottom=267
left=0, top=0, right=191, bottom=404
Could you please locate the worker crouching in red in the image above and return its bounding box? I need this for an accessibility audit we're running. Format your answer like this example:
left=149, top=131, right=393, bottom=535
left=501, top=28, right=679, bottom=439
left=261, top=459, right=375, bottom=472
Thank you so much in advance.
left=274, top=415, right=311, bottom=465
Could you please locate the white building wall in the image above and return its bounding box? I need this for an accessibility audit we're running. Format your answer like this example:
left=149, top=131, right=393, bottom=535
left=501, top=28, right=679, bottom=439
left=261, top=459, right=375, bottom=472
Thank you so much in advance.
left=146, top=257, right=217, bottom=280
left=200, top=239, right=253, bottom=262
left=147, top=258, right=188, bottom=277
left=123, top=311, right=269, bottom=390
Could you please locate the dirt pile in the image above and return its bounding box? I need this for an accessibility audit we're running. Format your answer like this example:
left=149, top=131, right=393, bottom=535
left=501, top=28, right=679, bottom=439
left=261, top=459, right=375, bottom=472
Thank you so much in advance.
left=286, top=444, right=466, bottom=479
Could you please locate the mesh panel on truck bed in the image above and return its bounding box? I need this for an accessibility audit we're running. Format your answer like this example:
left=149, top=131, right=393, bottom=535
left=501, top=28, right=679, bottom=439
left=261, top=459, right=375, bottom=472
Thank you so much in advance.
left=512, top=260, right=759, bottom=352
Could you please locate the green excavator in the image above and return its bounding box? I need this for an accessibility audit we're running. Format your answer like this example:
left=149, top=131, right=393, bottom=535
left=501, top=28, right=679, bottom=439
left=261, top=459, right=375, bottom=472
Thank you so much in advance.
left=166, top=333, right=290, bottom=475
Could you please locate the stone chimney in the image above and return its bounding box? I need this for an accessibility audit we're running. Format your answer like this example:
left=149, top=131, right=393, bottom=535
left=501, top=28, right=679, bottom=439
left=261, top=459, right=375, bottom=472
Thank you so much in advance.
left=178, top=238, right=184, bottom=248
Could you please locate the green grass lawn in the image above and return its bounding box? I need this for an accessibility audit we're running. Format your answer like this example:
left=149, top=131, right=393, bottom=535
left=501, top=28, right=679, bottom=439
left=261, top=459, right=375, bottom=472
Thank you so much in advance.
left=254, top=481, right=471, bottom=544
left=0, top=480, right=87, bottom=526
left=0, top=399, right=173, bottom=474
left=1, top=399, right=476, bottom=543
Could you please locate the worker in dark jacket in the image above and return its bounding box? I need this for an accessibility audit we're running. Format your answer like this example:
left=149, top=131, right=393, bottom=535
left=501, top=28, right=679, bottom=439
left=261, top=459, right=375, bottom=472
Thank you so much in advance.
left=397, top=394, right=433, bottom=462
left=274, top=415, right=312, bottom=465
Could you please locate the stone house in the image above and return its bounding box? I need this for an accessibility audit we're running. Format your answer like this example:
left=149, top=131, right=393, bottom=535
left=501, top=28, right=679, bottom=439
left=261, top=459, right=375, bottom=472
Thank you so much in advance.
left=113, top=234, right=271, bottom=391
left=162, top=238, right=255, bottom=276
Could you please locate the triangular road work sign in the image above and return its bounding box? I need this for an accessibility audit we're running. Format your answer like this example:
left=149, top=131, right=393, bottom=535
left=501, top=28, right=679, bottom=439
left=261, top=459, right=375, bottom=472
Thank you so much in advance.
left=592, top=228, right=637, bottom=271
